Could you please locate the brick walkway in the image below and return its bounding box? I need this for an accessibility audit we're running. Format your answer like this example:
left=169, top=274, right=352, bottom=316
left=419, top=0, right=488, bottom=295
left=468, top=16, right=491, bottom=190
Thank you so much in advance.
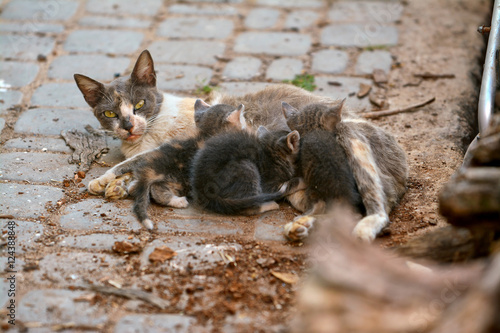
left=0, top=0, right=475, bottom=331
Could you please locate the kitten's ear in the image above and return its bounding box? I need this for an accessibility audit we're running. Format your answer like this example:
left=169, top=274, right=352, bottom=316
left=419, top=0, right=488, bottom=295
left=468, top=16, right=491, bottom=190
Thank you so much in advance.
left=194, top=99, right=211, bottom=123
left=131, top=50, right=156, bottom=86
left=323, top=99, right=345, bottom=131
left=286, top=130, right=300, bottom=153
left=226, top=104, right=245, bottom=128
left=257, top=125, right=271, bottom=139
left=281, top=102, right=299, bottom=119
left=74, top=74, right=105, bottom=108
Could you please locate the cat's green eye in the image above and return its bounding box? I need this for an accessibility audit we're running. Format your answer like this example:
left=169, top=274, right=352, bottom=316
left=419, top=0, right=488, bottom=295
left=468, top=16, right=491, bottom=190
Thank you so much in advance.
left=135, top=100, right=145, bottom=110
left=104, top=110, right=117, bottom=118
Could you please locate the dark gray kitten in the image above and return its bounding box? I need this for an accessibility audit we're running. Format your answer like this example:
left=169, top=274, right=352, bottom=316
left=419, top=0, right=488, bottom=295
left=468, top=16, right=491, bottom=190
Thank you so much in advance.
left=190, top=126, right=302, bottom=215
left=283, top=102, right=365, bottom=217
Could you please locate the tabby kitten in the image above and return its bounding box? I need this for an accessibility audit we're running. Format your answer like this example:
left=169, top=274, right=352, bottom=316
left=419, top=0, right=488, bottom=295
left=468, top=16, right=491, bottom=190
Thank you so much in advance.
left=190, top=126, right=302, bottom=215
left=282, top=102, right=365, bottom=219
left=126, top=101, right=244, bottom=229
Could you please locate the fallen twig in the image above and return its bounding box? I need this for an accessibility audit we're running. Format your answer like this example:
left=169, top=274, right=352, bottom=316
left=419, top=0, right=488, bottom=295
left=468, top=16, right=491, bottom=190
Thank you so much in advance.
left=414, top=73, right=455, bottom=79
left=88, top=285, right=170, bottom=309
left=362, top=97, right=436, bottom=119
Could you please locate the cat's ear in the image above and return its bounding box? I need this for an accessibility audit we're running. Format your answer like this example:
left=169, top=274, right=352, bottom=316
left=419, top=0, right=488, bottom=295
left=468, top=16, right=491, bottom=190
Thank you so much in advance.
left=226, top=104, right=245, bottom=128
left=286, top=130, right=300, bottom=153
left=194, top=99, right=211, bottom=123
left=131, top=50, right=156, bottom=86
left=323, top=99, right=345, bottom=131
left=257, top=125, right=271, bottom=139
left=74, top=74, right=105, bottom=108
left=281, top=102, right=299, bottom=119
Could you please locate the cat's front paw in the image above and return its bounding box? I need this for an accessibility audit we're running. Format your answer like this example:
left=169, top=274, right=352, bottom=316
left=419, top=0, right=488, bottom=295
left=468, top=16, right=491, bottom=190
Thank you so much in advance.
left=168, top=196, right=189, bottom=208
left=105, top=173, right=132, bottom=200
left=284, top=215, right=316, bottom=241
left=352, top=215, right=386, bottom=243
left=88, top=172, right=117, bottom=195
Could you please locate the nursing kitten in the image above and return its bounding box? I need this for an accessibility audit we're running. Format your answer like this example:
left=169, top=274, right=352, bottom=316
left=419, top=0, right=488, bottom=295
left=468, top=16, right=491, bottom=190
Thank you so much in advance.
left=282, top=102, right=365, bottom=218
left=190, top=126, right=302, bottom=215
left=282, top=102, right=408, bottom=242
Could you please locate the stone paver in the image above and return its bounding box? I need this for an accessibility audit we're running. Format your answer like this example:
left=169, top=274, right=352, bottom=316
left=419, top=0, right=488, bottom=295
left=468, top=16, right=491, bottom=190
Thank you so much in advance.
left=18, top=289, right=108, bottom=325
left=223, top=56, right=262, bottom=80
left=321, top=24, right=399, bottom=47
left=0, top=22, right=64, bottom=33
left=285, top=10, right=319, bottom=30
left=219, top=82, right=273, bottom=97
left=149, top=40, right=225, bottom=65
left=0, top=152, right=76, bottom=182
left=79, top=16, right=151, bottom=29
left=0, top=0, right=79, bottom=21
left=266, top=58, right=303, bottom=81
left=86, top=0, right=163, bottom=16
left=245, top=8, right=280, bottom=29
left=114, top=314, right=195, bottom=333
left=235, top=32, right=311, bottom=56
left=59, top=199, right=142, bottom=231
left=31, top=84, right=89, bottom=108
left=315, top=76, right=372, bottom=110
left=158, top=17, right=234, bottom=39
left=0, top=62, right=39, bottom=88
left=0, top=183, right=64, bottom=219
left=0, top=90, right=23, bottom=114
left=65, top=30, right=144, bottom=54
left=0, top=35, right=55, bottom=60
left=329, top=1, right=403, bottom=23
left=256, top=0, right=323, bottom=8
left=49, top=54, right=130, bottom=80
left=311, top=49, right=349, bottom=74
left=168, top=4, right=239, bottom=16
left=157, top=218, right=243, bottom=235
left=4, top=137, right=72, bottom=153
left=1, top=220, right=43, bottom=254
left=355, top=50, right=393, bottom=74
left=156, top=64, right=213, bottom=91
left=0, top=119, right=5, bottom=132
left=15, top=108, right=100, bottom=135
left=59, top=233, right=131, bottom=250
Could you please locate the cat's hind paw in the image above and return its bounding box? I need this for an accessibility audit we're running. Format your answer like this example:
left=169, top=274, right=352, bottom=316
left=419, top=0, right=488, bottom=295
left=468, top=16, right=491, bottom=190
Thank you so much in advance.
left=168, top=196, right=189, bottom=208
left=105, top=173, right=132, bottom=200
left=284, top=215, right=316, bottom=241
left=88, top=172, right=117, bottom=195
left=352, top=214, right=387, bottom=243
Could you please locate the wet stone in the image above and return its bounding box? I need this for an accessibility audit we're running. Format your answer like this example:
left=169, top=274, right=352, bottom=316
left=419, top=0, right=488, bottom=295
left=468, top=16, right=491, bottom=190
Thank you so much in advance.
left=156, top=64, right=213, bottom=91
left=315, top=76, right=372, bottom=110
left=1, top=220, right=43, bottom=254
left=311, top=49, right=349, bottom=74
left=0, top=90, right=23, bottom=114
left=0, top=35, right=55, bottom=61
left=219, top=82, right=273, bottom=97
left=234, top=32, right=311, bottom=56
left=114, top=314, right=195, bottom=333
left=321, top=24, right=399, bottom=47
left=0, top=61, right=39, bottom=88
left=0, top=22, right=64, bottom=33
left=48, top=54, right=130, bottom=81
left=79, top=16, right=151, bottom=29
left=59, top=233, right=131, bottom=250
left=0, top=183, right=64, bottom=219
left=157, top=218, right=243, bottom=235
left=18, top=289, right=108, bottom=325
left=329, top=1, right=404, bottom=23
left=86, top=0, right=163, bottom=16
left=245, top=8, right=280, bottom=29
left=31, top=83, right=89, bottom=108
left=285, top=10, right=319, bottom=30
left=168, top=4, right=239, bottom=16
left=32, top=252, right=127, bottom=287
left=266, top=58, right=303, bottom=81
left=0, top=152, right=76, bottom=182
left=158, top=17, right=234, bottom=40
left=223, top=56, right=262, bottom=80
left=65, top=30, right=144, bottom=54
left=149, top=40, right=225, bottom=66
left=15, top=108, right=99, bottom=135
left=0, top=0, right=79, bottom=21
left=355, top=50, right=393, bottom=74
left=4, top=137, right=72, bottom=153
left=60, top=199, right=142, bottom=231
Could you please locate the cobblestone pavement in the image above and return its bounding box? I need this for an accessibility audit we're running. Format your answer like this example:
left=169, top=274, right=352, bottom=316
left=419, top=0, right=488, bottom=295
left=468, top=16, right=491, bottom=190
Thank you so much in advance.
left=0, top=0, right=488, bottom=332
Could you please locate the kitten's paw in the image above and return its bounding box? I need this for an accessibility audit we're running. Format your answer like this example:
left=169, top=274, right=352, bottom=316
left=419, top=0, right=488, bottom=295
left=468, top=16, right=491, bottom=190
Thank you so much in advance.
left=105, top=173, right=132, bottom=200
left=284, top=215, right=316, bottom=241
left=88, top=172, right=116, bottom=195
left=259, top=201, right=280, bottom=213
left=352, top=215, right=386, bottom=243
left=168, top=196, right=189, bottom=208
left=142, top=219, right=154, bottom=230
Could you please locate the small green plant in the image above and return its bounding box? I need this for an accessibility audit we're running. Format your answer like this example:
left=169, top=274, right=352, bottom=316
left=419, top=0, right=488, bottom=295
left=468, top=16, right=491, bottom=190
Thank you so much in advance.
left=363, top=45, right=389, bottom=51
left=283, top=73, right=317, bottom=92
left=195, top=78, right=218, bottom=96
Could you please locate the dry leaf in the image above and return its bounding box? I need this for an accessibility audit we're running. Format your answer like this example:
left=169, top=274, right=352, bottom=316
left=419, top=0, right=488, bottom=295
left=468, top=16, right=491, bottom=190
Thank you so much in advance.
left=149, top=246, right=177, bottom=263
left=372, top=69, right=388, bottom=84
left=271, top=271, right=299, bottom=284
left=112, top=241, right=142, bottom=254
left=357, top=83, right=372, bottom=98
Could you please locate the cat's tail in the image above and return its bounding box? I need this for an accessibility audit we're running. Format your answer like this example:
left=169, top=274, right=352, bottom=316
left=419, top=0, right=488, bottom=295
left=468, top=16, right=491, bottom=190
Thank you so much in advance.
left=130, top=176, right=156, bottom=230
left=204, top=191, right=286, bottom=215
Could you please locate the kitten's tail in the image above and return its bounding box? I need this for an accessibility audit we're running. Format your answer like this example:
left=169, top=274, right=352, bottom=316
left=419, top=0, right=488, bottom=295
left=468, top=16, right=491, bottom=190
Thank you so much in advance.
left=130, top=176, right=156, bottom=230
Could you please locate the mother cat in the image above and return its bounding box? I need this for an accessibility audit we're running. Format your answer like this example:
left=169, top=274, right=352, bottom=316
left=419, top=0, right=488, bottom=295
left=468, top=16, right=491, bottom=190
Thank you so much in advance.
left=74, top=50, right=407, bottom=242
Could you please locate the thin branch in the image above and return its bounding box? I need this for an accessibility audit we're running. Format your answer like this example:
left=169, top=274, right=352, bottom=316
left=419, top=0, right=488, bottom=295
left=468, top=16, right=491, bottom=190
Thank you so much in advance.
left=362, top=97, right=436, bottom=119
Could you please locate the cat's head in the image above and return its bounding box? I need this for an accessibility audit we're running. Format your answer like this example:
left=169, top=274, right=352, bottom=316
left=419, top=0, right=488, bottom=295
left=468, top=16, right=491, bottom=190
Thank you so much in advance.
left=193, top=100, right=247, bottom=137
left=257, top=126, right=300, bottom=161
left=74, top=50, right=163, bottom=143
left=281, top=100, right=345, bottom=134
